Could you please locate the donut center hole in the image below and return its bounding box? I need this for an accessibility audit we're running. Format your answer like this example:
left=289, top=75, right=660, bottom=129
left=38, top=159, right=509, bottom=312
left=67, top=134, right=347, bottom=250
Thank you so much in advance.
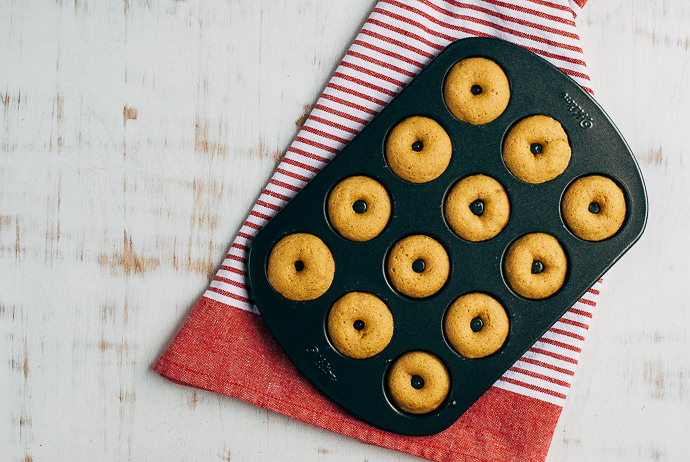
left=353, top=319, right=365, bottom=331
left=294, top=260, right=305, bottom=272
left=412, top=258, right=426, bottom=273
left=530, top=143, right=543, bottom=155
left=352, top=199, right=368, bottom=214
left=588, top=201, right=601, bottom=214
left=411, top=140, right=424, bottom=152
left=470, top=316, right=484, bottom=333
left=410, top=375, right=425, bottom=390
left=531, top=260, right=545, bottom=274
left=470, top=84, right=483, bottom=96
left=469, top=199, right=485, bottom=216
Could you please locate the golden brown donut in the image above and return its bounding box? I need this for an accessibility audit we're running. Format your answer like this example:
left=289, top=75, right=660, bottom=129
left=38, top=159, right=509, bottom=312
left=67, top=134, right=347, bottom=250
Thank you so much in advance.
left=387, top=235, right=450, bottom=298
left=504, top=233, right=568, bottom=299
left=385, top=116, right=452, bottom=183
left=387, top=351, right=450, bottom=414
left=444, top=293, right=510, bottom=358
left=444, top=174, right=510, bottom=241
left=443, top=57, right=511, bottom=125
left=266, top=233, right=335, bottom=301
left=327, top=176, right=391, bottom=242
left=562, top=175, right=627, bottom=241
left=503, top=115, right=571, bottom=184
left=327, top=292, right=394, bottom=359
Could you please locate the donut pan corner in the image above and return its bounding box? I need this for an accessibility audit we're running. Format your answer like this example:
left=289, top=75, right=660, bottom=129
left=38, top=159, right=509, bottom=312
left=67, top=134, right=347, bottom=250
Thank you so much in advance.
left=246, top=37, right=647, bottom=436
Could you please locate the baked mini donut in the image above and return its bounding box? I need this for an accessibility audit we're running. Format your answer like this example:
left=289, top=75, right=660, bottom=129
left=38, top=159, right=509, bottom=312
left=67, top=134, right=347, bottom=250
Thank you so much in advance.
left=443, top=57, right=510, bottom=125
left=327, top=292, right=394, bottom=359
left=503, top=115, right=571, bottom=184
left=387, top=351, right=450, bottom=414
left=385, top=116, right=452, bottom=183
left=327, top=176, right=391, bottom=242
left=444, top=174, right=510, bottom=241
left=266, top=233, right=335, bottom=301
left=562, top=175, right=627, bottom=241
left=444, top=293, right=509, bottom=358
left=387, top=235, right=450, bottom=298
left=504, top=233, right=567, bottom=299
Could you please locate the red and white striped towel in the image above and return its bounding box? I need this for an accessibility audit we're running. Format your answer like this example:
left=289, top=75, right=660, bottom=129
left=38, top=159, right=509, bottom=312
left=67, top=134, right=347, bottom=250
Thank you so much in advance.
left=155, top=0, right=597, bottom=460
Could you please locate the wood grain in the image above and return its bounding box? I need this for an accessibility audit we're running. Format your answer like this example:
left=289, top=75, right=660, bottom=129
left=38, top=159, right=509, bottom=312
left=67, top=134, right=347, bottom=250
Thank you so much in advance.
left=1, top=1, right=688, bottom=461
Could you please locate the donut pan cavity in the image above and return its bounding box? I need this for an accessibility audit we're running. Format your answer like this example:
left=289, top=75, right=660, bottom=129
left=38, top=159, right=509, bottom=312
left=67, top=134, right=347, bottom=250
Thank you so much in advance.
left=247, top=37, right=647, bottom=436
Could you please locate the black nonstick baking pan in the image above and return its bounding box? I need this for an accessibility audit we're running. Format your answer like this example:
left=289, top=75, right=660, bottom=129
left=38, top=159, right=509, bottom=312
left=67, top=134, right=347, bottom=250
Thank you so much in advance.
left=246, top=37, right=647, bottom=436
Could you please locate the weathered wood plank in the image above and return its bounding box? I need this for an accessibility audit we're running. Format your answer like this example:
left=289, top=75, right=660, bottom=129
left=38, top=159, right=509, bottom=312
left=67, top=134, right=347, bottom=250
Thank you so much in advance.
left=1, top=1, right=688, bottom=461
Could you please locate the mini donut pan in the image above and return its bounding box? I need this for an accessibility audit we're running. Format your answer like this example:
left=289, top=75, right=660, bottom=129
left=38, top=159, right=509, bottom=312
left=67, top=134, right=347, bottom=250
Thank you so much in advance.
left=247, top=37, right=647, bottom=436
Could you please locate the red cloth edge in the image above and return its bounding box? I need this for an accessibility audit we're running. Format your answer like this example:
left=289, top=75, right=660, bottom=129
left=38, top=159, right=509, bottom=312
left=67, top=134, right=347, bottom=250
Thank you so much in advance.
left=155, top=297, right=562, bottom=461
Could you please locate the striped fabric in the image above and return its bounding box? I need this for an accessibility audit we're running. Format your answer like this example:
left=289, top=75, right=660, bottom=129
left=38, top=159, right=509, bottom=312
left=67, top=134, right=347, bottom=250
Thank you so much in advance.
left=156, top=0, right=596, bottom=459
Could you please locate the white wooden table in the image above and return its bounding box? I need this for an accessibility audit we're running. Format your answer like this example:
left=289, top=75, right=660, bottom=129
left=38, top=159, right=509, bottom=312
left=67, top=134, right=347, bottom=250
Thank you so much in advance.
left=2, top=1, right=689, bottom=460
